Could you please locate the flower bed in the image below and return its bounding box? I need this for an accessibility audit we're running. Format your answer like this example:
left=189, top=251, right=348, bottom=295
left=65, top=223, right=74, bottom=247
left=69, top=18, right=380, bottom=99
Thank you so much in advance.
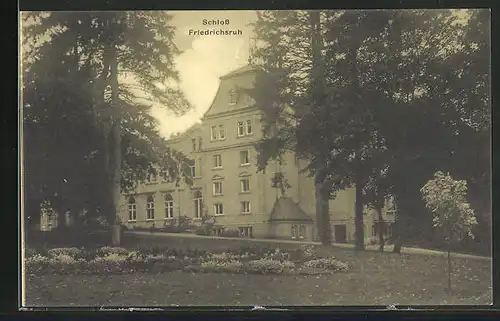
left=24, top=245, right=350, bottom=276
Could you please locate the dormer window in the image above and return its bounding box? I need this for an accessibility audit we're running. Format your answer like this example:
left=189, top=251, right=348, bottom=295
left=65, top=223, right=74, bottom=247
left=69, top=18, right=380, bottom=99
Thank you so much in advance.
left=229, top=89, right=238, bottom=105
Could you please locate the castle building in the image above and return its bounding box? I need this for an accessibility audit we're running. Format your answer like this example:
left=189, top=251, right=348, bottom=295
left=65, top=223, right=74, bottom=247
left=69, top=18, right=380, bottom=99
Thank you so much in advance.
left=119, top=66, right=395, bottom=243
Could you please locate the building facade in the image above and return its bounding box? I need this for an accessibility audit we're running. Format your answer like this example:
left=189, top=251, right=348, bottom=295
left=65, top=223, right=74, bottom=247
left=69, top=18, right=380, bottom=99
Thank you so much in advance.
left=119, top=66, right=395, bottom=243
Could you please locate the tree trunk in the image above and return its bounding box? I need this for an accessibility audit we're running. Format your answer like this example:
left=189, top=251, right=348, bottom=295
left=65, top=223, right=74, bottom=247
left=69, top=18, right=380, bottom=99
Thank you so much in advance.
left=309, top=11, right=331, bottom=246
left=354, top=172, right=365, bottom=251
left=315, top=179, right=332, bottom=245
left=392, top=196, right=402, bottom=253
left=109, top=35, right=122, bottom=246
left=376, top=202, right=385, bottom=253
left=447, top=247, right=452, bottom=293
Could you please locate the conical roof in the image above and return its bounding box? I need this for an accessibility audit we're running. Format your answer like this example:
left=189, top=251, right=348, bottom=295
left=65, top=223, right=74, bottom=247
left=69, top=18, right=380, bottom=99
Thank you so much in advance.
left=269, top=197, right=313, bottom=223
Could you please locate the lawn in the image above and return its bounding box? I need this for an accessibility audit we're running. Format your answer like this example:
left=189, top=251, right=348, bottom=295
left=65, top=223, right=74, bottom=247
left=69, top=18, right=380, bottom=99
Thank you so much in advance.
left=24, top=245, right=492, bottom=306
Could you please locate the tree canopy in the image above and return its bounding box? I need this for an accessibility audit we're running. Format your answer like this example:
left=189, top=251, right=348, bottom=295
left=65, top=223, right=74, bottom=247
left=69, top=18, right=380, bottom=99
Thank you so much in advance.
left=22, top=11, right=193, bottom=228
left=249, top=9, right=490, bottom=250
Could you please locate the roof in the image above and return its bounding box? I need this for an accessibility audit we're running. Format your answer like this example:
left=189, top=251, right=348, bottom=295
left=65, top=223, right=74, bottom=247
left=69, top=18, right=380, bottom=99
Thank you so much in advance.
left=201, top=65, right=260, bottom=120
left=167, top=122, right=202, bottom=141
left=269, top=197, right=313, bottom=223
left=220, top=65, right=258, bottom=79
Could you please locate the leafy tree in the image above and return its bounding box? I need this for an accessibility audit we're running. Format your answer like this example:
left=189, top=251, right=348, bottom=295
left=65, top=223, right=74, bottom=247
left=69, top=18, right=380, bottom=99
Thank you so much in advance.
left=271, top=172, right=291, bottom=197
left=420, top=171, right=478, bottom=293
left=250, top=10, right=335, bottom=245
left=22, top=12, right=192, bottom=242
left=321, top=9, right=490, bottom=252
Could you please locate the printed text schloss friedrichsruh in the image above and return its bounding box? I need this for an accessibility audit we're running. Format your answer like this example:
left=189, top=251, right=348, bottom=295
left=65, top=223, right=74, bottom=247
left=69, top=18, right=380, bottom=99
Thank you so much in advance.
left=188, top=19, right=243, bottom=36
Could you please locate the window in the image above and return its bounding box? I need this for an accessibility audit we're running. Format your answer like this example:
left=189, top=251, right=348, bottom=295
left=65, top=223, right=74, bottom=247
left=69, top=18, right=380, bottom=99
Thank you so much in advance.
left=291, top=224, right=305, bottom=239
left=240, top=150, right=250, bottom=165
left=246, top=120, right=252, bottom=135
left=211, top=126, right=217, bottom=140
left=237, top=120, right=253, bottom=137
left=162, top=168, right=172, bottom=182
left=214, top=227, right=225, bottom=236
left=237, top=121, right=245, bottom=136
left=213, top=181, right=223, bottom=196
left=147, top=171, right=156, bottom=183
left=193, top=190, right=203, bottom=218
left=198, top=137, right=203, bottom=150
left=214, top=203, right=224, bottom=216
left=299, top=225, right=305, bottom=239
left=219, top=125, right=225, bottom=139
left=190, top=164, right=196, bottom=177
left=240, top=178, right=250, bottom=192
left=239, top=227, right=253, bottom=237
left=165, top=194, right=174, bottom=219
left=192, top=138, right=197, bottom=151
left=211, top=125, right=225, bottom=141
left=386, top=224, right=393, bottom=237
left=213, top=154, right=222, bottom=168
left=146, top=195, right=155, bottom=220
left=372, top=221, right=392, bottom=238
left=240, top=201, right=251, bottom=214
left=128, top=197, right=137, bottom=221
left=229, top=89, right=238, bottom=105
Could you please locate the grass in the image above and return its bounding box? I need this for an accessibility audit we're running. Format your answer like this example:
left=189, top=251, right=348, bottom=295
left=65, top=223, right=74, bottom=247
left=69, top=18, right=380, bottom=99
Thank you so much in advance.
left=24, top=245, right=491, bottom=306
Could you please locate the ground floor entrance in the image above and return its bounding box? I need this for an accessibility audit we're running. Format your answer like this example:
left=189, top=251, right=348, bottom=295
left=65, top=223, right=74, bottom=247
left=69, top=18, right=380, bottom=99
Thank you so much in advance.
left=334, top=224, right=347, bottom=243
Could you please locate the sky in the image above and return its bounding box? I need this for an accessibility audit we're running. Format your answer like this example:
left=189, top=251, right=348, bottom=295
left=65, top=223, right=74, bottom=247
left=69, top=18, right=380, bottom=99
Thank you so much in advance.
left=151, top=11, right=257, bottom=138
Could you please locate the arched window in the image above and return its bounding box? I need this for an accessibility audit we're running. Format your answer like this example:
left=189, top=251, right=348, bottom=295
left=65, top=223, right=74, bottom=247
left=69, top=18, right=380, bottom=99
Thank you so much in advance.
left=147, top=170, right=157, bottom=183
left=193, top=190, right=203, bottom=218
left=165, top=193, right=174, bottom=218
left=128, top=197, right=137, bottom=221
left=146, top=195, right=155, bottom=220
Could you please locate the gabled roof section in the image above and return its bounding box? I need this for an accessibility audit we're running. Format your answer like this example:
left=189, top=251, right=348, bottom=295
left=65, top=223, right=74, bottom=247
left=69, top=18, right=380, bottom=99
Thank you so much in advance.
left=202, top=65, right=260, bottom=119
left=167, top=122, right=202, bottom=142
left=269, top=197, right=313, bottom=223
left=220, top=65, right=258, bottom=80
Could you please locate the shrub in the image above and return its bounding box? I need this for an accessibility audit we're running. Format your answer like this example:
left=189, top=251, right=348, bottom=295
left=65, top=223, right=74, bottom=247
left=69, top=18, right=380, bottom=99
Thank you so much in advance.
left=93, top=253, right=129, bottom=263
left=302, top=258, right=349, bottom=272
left=25, top=248, right=38, bottom=258
left=177, top=216, right=193, bottom=230
left=246, top=259, right=295, bottom=275
left=195, top=227, right=211, bottom=236
left=95, top=246, right=129, bottom=257
left=196, top=216, right=215, bottom=236
left=200, top=260, right=244, bottom=273
left=50, top=253, right=78, bottom=264
left=220, top=228, right=240, bottom=238
left=47, top=247, right=82, bottom=258
left=263, top=248, right=291, bottom=261
left=299, top=245, right=317, bottom=260
left=25, top=254, right=51, bottom=275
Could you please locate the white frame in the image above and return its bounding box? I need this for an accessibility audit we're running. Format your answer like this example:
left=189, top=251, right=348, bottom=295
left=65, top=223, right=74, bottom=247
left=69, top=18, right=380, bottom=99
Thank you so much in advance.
left=213, top=154, right=222, bottom=168
left=237, top=120, right=253, bottom=137
left=240, top=178, right=250, bottom=192
left=211, top=125, right=226, bottom=141
left=214, top=203, right=224, bottom=216
left=146, top=196, right=155, bottom=220
left=213, top=181, right=223, bottom=196
left=128, top=198, right=137, bottom=222
left=291, top=224, right=297, bottom=239
left=165, top=194, right=174, bottom=219
left=240, top=150, right=250, bottom=166
left=240, top=201, right=251, bottom=214
left=299, top=225, right=305, bottom=239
